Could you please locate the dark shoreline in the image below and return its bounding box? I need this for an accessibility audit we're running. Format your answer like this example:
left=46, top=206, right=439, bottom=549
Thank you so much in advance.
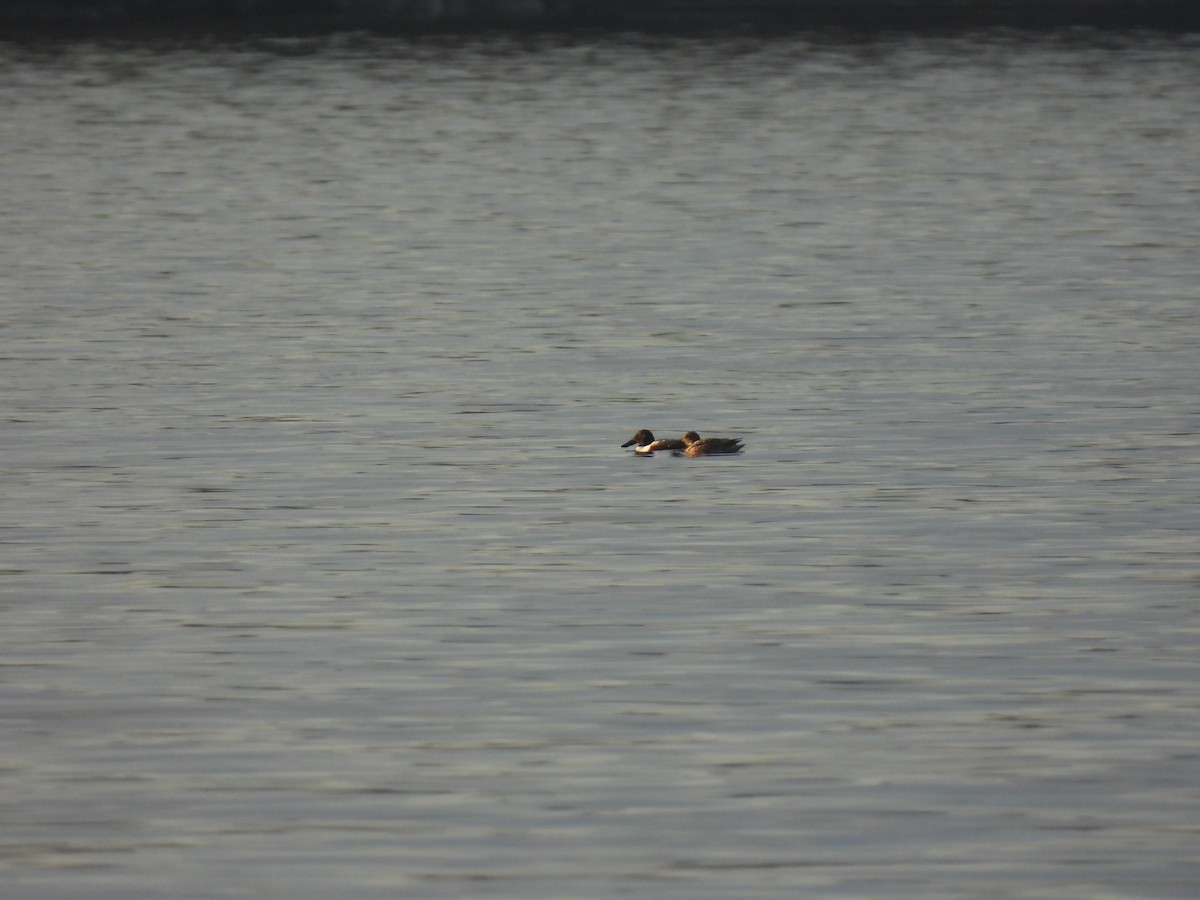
left=2, top=1, right=1199, bottom=36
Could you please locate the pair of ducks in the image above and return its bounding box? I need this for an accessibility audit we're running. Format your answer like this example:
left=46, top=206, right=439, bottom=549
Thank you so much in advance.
left=621, top=429, right=744, bottom=457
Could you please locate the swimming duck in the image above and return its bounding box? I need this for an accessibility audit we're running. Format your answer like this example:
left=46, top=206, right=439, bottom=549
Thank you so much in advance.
left=680, top=431, right=744, bottom=456
left=620, top=429, right=685, bottom=455
left=621, top=429, right=744, bottom=456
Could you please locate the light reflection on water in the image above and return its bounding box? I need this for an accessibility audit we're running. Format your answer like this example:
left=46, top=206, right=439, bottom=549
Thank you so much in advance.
left=2, top=31, right=1199, bottom=899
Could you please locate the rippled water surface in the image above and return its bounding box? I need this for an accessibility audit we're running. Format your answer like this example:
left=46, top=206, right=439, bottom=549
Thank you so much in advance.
left=2, top=30, right=1199, bottom=898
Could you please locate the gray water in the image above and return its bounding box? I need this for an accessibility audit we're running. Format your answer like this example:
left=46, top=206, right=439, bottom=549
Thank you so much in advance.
left=2, top=31, right=1199, bottom=899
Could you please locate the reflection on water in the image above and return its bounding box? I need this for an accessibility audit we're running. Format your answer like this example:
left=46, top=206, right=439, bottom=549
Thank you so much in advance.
left=2, top=32, right=1199, bottom=899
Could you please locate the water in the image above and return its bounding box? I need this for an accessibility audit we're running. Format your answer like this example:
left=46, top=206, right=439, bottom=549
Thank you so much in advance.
left=2, top=31, right=1199, bottom=899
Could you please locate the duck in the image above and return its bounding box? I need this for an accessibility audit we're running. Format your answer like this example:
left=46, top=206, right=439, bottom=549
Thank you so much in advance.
left=680, top=431, right=744, bottom=456
left=620, top=429, right=685, bottom=455
left=621, top=429, right=745, bottom=456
